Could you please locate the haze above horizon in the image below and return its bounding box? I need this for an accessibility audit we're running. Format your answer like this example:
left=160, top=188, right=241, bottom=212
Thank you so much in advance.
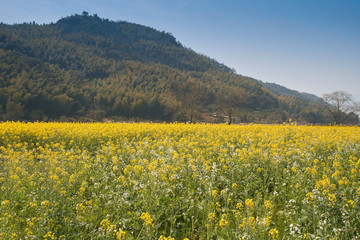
left=1, top=0, right=359, bottom=100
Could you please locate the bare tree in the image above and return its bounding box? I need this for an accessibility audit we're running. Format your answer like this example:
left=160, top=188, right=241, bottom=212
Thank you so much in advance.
left=217, top=88, right=247, bottom=125
left=168, top=79, right=207, bottom=123
left=322, top=91, right=360, bottom=125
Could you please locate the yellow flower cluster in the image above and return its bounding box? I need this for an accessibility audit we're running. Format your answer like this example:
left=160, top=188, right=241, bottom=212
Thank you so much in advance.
left=140, top=212, right=154, bottom=227
left=1, top=122, right=359, bottom=239
left=158, top=235, right=175, bottom=240
left=268, top=228, right=279, bottom=239
left=219, top=214, right=229, bottom=228
left=239, top=216, right=256, bottom=230
left=264, top=200, right=273, bottom=211
left=245, top=199, right=254, bottom=208
left=100, top=218, right=111, bottom=232
left=208, top=212, right=216, bottom=223
left=116, top=229, right=126, bottom=240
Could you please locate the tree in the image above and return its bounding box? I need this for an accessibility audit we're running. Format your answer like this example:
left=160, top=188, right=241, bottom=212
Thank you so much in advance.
left=217, top=88, right=247, bottom=124
left=168, top=79, right=208, bottom=123
left=322, top=91, right=360, bottom=125
left=4, top=100, right=24, bottom=120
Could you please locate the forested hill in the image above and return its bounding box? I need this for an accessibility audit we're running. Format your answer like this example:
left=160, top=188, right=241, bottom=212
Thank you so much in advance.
left=0, top=13, right=331, bottom=123
left=254, top=80, right=320, bottom=102
left=55, top=13, right=234, bottom=73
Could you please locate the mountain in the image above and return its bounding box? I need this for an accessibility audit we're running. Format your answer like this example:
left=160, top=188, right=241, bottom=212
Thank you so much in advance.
left=0, top=13, right=332, bottom=123
left=255, top=80, right=319, bottom=102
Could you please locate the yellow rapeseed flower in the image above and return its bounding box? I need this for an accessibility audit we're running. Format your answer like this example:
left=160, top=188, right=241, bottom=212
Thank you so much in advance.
left=208, top=212, right=216, bottom=223
left=245, top=198, right=254, bottom=208
left=269, top=228, right=279, bottom=239
left=264, top=200, right=273, bottom=211
left=116, top=229, right=126, bottom=240
left=140, top=212, right=154, bottom=227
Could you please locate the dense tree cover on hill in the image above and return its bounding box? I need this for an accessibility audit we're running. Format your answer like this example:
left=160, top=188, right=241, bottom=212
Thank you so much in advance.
left=255, top=80, right=320, bottom=102
left=0, top=13, right=355, bottom=123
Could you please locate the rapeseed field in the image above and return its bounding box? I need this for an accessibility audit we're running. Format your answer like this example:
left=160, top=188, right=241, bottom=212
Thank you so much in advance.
left=0, top=122, right=359, bottom=239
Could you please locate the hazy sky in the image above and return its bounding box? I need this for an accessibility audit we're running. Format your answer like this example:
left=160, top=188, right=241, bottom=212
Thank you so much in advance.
left=1, top=0, right=359, bottom=100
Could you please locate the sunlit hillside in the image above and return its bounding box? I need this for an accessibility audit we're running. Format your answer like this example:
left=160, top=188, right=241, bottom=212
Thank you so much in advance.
left=0, top=13, right=333, bottom=123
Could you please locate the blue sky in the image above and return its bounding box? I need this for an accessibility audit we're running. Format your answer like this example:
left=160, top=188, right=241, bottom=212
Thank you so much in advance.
left=1, top=0, right=360, bottom=100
